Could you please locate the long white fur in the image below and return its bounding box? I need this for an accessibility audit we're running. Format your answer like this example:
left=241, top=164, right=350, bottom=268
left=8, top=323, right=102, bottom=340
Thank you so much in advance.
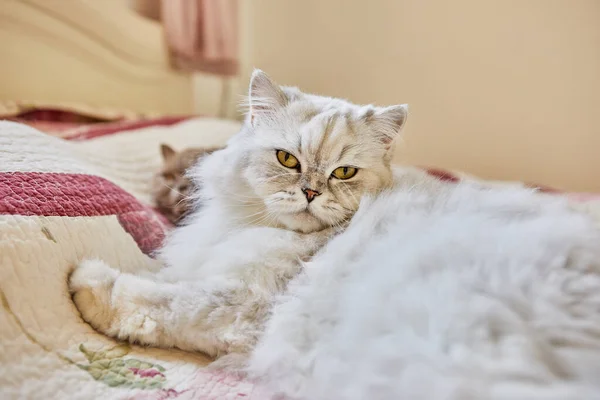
left=69, top=69, right=406, bottom=361
left=249, top=177, right=600, bottom=399
left=69, top=70, right=600, bottom=399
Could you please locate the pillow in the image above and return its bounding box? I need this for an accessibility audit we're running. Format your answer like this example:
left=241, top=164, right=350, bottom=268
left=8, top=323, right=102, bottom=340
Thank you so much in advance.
left=0, top=100, right=191, bottom=139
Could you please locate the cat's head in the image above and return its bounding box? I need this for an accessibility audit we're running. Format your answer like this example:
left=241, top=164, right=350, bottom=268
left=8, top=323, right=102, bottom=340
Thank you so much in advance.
left=153, top=144, right=216, bottom=223
left=205, top=70, right=408, bottom=233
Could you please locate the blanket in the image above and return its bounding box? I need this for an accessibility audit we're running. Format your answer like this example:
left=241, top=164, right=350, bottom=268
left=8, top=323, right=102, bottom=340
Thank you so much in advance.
left=0, top=120, right=276, bottom=399
left=1, top=120, right=599, bottom=399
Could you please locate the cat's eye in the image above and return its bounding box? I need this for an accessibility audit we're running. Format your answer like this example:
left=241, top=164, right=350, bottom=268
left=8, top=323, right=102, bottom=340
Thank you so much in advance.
left=276, top=150, right=300, bottom=169
left=162, top=172, right=175, bottom=181
left=331, top=166, right=358, bottom=180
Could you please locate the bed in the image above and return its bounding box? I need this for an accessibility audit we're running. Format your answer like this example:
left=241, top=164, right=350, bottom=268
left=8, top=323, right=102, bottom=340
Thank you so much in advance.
left=0, top=1, right=266, bottom=398
left=2, top=118, right=600, bottom=400
left=0, top=120, right=276, bottom=399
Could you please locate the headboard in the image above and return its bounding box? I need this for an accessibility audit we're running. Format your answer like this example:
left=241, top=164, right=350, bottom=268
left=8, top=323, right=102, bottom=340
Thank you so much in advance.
left=0, top=0, right=194, bottom=115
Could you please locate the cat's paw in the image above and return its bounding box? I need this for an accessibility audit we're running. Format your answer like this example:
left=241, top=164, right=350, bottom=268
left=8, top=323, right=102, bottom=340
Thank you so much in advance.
left=69, top=259, right=120, bottom=332
left=70, top=260, right=160, bottom=344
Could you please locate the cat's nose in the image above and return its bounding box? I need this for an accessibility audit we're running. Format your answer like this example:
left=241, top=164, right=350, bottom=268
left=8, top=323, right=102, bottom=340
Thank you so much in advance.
left=302, top=187, right=321, bottom=203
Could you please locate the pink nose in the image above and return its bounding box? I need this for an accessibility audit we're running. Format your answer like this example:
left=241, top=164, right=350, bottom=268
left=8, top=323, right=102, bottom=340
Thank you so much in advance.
left=302, top=188, right=321, bottom=203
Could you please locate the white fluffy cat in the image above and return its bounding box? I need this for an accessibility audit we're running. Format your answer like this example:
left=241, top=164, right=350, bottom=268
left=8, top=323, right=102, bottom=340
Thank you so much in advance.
left=70, top=70, right=600, bottom=399
left=69, top=69, right=407, bottom=362
left=249, top=180, right=600, bottom=399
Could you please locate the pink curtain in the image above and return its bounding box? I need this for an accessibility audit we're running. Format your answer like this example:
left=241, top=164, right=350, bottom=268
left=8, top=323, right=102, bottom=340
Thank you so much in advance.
left=161, top=0, right=239, bottom=76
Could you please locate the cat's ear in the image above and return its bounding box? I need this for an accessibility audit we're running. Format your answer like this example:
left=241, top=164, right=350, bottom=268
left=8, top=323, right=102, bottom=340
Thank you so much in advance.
left=248, top=69, right=287, bottom=124
left=363, top=104, right=408, bottom=147
left=160, top=144, right=176, bottom=161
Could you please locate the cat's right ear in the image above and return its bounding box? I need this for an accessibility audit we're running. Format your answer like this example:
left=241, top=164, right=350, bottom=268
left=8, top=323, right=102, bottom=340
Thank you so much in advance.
left=248, top=69, right=287, bottom=125
left=362, top=104, right=408, bottom=149
left=160, top=144, right=176, bottom=161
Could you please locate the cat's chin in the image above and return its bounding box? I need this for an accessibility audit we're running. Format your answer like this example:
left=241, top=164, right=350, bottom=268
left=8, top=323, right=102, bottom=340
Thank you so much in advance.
left=277, top=211, right=328, bottom=234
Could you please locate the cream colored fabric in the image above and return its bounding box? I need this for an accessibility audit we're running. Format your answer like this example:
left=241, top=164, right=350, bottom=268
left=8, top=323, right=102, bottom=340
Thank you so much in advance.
left=72, top=118, right=241, bottom=204
left=0, top=121, right=274, bottom=399
left=0, top=118, right=241, bottom=203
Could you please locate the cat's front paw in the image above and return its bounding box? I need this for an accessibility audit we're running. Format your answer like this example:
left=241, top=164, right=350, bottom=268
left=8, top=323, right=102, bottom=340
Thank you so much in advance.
left=69, top=259, right=120, bottom=333
left=70, top=260, right=160, bottom=344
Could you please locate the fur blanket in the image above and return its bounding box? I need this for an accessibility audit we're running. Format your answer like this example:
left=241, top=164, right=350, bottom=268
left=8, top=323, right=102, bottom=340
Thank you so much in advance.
left=1, top=120, right=599, bottom=399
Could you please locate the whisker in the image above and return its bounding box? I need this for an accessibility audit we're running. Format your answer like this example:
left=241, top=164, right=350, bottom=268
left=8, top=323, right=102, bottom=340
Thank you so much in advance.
left=239, top=210, right=275, bottom=227
left=256, top=172, right=298, bottom=184
left=220, top=190, right=261, bottom=200
left=225, top=202, right=265, bottom=208
left=340, top=182, right=360, bottom=208
left=174, top=196, right=191, bottom=207
left=161, top=182, right=184, bottom=196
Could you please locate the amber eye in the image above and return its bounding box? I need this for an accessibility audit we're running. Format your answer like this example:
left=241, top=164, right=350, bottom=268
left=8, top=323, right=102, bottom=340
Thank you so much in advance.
left=162, top=172, right=175, bottom=181
left=276, top=150, right=300, bottom=169
left=331, top=166, right=358, bottom=180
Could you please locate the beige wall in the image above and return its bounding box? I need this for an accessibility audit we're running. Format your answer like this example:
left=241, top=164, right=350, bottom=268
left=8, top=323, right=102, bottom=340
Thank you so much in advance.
left=239, top=0, right=600, bottom=192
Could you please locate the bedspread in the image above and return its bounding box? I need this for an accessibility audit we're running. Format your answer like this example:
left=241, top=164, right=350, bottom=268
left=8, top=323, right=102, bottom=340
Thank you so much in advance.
left=0, top=120, right=275, bottom=399
left=1, top=120, right=599, bottom=399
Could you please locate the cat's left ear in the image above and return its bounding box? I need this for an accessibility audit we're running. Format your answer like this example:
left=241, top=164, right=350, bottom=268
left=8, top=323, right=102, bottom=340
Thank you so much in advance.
left=160, top=143, right=176, bottom=161
left=366, top=104, right=408, bottom=147
left=248, top=69, right=288, bottom=125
